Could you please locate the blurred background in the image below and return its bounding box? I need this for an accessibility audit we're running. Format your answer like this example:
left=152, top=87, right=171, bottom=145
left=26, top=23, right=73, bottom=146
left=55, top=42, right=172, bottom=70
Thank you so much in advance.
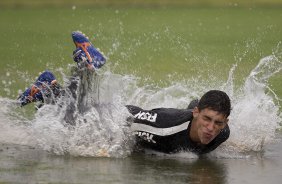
left=0, top=1, right=282, bottom=184
left=1, top=0, right=282, bottom=99
left=1, top=0, right=282, bottom=8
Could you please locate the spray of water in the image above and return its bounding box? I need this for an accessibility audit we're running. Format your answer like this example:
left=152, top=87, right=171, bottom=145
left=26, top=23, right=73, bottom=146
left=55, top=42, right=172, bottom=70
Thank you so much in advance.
left=28, top=66, right=136, bottom=157
left=225, top=51, right=282, bottom=153
left=0, top=46, right=282, bottom=158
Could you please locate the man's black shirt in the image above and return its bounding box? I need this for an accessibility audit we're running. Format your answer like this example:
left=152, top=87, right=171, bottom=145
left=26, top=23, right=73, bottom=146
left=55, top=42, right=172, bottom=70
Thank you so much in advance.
left=126, top=105, right=230, bottom=154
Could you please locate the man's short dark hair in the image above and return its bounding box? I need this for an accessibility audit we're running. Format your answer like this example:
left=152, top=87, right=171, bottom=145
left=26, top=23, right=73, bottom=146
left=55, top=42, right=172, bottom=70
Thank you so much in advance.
left=198, top=90, right=231, bottom=117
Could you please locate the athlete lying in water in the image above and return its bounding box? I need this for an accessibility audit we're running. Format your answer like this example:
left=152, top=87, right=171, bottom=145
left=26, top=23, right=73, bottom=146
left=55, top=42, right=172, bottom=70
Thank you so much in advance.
left=127, top=90, right=231, bottom=154
left=18, top=31, right=231, bottom=155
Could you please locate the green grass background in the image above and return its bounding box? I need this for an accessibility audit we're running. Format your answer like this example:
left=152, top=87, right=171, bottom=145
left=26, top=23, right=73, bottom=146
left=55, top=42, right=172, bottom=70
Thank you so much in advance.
left=1, top=0, right=282, bottom=8
left=0, top=3, right=281, bottom=100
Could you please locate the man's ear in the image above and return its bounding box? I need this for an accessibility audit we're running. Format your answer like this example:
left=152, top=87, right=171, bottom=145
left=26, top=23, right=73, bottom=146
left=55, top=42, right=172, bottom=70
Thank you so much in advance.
left=192, top=107, right=199, bottom=118
left=220, top=118, right=229, bottom=130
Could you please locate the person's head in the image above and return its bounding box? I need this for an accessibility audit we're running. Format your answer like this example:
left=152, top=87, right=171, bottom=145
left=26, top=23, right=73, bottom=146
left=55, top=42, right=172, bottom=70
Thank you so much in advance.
left=197, top=90, right=231, bottom=117
left=190, top=90, right=231, bottom=145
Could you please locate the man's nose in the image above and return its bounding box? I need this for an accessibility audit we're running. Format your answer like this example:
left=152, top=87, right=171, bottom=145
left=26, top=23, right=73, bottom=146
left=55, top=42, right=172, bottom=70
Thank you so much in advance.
left=206, top=121, right=215, bottom=131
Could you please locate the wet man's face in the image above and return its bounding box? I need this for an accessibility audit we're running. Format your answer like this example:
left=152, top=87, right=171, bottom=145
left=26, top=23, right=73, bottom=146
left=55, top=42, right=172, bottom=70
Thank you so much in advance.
left=191, top=107, right=228, bottom=144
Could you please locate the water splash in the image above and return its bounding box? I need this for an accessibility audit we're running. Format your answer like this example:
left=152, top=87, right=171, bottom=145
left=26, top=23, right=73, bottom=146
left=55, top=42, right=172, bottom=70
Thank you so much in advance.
left=0, top=98, right=34, bottom=146
left=29, top=66, right=135, bottom=157
left=225, top=52, right=282, bottom=155
left=0, top=48, right=282, bottom=158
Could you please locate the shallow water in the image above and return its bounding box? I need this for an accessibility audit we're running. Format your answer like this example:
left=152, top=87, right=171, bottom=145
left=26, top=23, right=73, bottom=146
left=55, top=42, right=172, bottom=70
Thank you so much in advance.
left=1, top=37, right=282, bottom=183
left=1, top=138, right=282, bottom=184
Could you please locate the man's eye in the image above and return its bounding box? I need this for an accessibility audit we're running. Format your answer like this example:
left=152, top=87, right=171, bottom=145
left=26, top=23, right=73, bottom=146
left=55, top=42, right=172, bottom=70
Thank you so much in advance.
left=203, top=116, right=210, bottom=121
left=215, top=122, right=225, bottom=126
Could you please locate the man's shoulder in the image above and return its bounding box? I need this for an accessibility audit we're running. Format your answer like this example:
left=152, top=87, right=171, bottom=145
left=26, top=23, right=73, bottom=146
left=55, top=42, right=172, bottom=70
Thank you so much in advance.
left=219, top=124, right=230, bottom=140
left=126, top=105, right=193, bottom=128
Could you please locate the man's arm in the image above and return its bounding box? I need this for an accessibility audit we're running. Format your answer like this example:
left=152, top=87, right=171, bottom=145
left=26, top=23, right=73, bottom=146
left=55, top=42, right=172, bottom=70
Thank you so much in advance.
left=126, top=105, right=193, bottom=128
left=126, top=105, right=193, bottom=153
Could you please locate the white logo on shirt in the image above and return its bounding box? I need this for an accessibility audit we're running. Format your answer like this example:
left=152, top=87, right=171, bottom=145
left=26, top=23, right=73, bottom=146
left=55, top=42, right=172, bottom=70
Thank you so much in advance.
left=135, top=131, right=156, bottom=143
left=134, top=111, right=157, bottom=122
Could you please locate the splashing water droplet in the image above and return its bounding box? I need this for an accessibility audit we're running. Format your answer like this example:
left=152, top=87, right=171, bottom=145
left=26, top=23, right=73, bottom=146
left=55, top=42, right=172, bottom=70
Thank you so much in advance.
left=0, top=47, right=281, bottom=158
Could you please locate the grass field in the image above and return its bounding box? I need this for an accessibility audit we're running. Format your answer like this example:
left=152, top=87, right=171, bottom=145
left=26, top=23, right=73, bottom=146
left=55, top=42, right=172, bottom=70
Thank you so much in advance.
left=1, top=0, right=282, bottom=8
left=0, top=7, right=281, bottom=99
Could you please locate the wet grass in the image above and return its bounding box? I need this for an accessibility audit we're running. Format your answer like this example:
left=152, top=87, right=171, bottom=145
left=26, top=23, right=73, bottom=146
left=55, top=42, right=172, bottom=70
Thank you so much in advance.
left=0, top=7, right=281, bottom=99
left=1, top=0, right=282, bottom=8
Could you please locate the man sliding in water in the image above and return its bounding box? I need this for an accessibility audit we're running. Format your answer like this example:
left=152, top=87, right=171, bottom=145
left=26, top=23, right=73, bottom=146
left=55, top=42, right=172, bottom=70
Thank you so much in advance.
left=18, top=31, right=231, bottom=155
left=127, top=90, right=231, bottom=154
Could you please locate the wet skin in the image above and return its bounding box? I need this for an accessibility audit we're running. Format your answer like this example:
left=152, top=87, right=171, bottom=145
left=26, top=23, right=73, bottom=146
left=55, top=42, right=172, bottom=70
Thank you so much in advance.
left=190, top=107, right=229, bottom=144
